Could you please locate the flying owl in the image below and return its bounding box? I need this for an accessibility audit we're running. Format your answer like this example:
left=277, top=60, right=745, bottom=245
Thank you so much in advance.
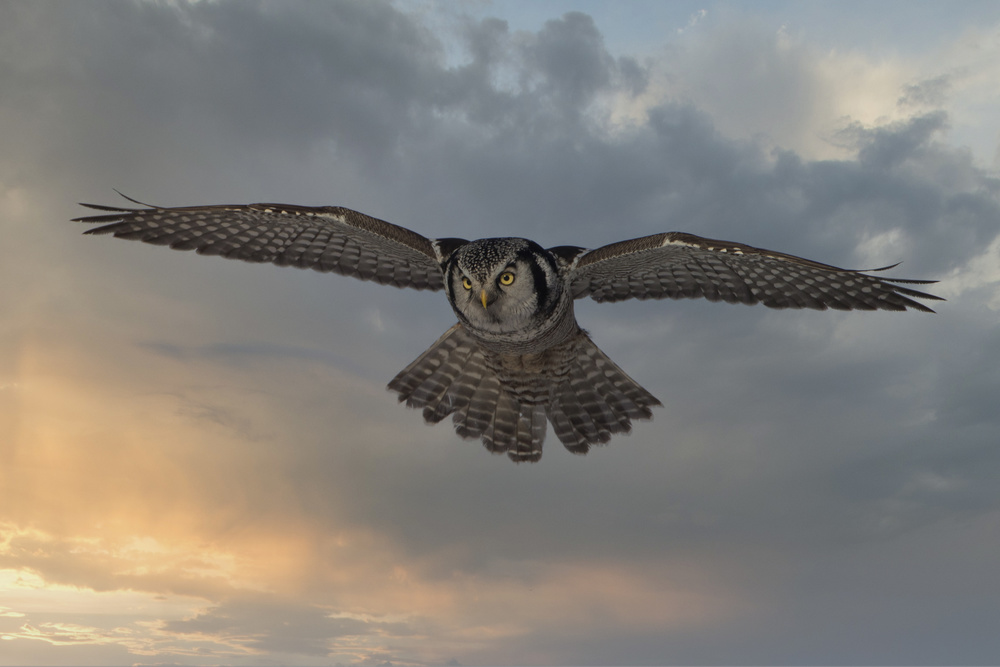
left=74, top=197, right=942, bottom=462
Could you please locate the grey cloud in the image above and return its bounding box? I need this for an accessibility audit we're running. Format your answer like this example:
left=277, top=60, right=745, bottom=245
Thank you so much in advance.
left=1, top=1, right=445, bottom=194
left=662, top=18, right=827, bottom=153
left=5, top=1, right=1000, bottom=664
left=899, top=74, right=954, bottom=108
left=440, top=12, right=648, bottom=141
left=36, top=0, right=983, bottom=570
left=521, top=12, right=645, bottom=111
left=15, top=1, right=992, bottom=272
left=855, top=111, right=950, bottom=170
left=164, top=596, right=411, bottom=657
left=140, top=339, right=348, bottom=369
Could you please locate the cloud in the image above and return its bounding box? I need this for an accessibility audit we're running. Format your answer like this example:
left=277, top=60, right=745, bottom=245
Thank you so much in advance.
left=677, top=9, right=708, bottom=34
left=162, top=597, right=413, bottom=659
left=899, top=73, right=954, bottom=108
left=2, top=1, right=1000, bottom=664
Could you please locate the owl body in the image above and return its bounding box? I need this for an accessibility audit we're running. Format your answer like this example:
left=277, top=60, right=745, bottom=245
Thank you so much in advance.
left=387, top=320, right=657, bottom=462
left=74, top=198, right=943, bottom=463
left=395, top=236, right=649, bottom=461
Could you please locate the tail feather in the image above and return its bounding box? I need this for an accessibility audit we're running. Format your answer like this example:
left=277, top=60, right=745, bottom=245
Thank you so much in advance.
left=389, top=324, right=542, bottom=461
left=454, top=369, right=503, bottom=438
left=454, top=372, right=501, bottom=439
left=478, top=394, right=545, bottom=463
left=420, top=343, right=478, bottom=423
left=591, top=376, right=637, bottom=428
left=388, top=324, right=661, bottom=462
left=546, top=333, right=661, bottom=455
left=511, top=403, right=547, bottom=463
left=389, top=324, right=478, bottom=424
left=560, top=376, right=609, bottom=445
left=388, top=323, right=466, bottom=401
left=573, top=374, right=620, bottom=440
left=482, top=390, right=516, bottom=454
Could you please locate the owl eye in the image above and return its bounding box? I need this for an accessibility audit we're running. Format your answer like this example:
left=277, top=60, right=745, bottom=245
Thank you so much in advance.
left=461, top=277, right=472, bottom=290
left=498, top=271, right=515, bottom=286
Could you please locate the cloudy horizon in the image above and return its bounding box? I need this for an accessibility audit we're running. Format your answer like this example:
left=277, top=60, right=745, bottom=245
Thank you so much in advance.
left=2, top=1, right=999, bottom=664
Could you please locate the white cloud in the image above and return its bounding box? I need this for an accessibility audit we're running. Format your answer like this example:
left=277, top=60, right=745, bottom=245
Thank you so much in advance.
left=601, top=15, right=1000, bottom=167
left=677, top=8, right=707, bottom=34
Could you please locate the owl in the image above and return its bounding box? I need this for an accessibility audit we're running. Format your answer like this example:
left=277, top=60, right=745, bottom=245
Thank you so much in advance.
left=74, top=196, right=942, bottom=462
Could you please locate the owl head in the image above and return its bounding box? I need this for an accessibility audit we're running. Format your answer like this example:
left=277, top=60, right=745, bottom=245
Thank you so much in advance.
left=445, top=238, right=563, bottom=335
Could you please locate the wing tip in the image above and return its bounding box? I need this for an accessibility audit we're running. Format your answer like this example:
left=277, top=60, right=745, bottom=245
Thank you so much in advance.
left=74, top=191, right=158, bottom=224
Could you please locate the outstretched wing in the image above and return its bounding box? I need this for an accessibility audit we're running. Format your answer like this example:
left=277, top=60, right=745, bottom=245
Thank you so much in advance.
left=566, top=231, right=943, bottom=312
left=74, top=197, right=466, bottom=291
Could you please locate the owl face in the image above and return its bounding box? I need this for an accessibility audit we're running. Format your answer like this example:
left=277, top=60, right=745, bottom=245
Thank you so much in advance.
left=445, top=238, right=563, bottom=335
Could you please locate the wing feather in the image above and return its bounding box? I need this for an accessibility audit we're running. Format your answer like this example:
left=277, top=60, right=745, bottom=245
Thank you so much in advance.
left=73, top=198, right=459, bottom=291
left=570, top=231, right=943, bottom=312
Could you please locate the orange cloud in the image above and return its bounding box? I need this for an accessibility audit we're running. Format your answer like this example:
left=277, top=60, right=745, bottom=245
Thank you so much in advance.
left=1, top=300, right=744, bottom=665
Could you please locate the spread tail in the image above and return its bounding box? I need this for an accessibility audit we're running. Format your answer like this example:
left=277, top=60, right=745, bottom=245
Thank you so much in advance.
left=545, top=331, right=661, bottom=455
left=388, top=324, right=546, bottom=462
left=388, top=325, right=660, bottom=462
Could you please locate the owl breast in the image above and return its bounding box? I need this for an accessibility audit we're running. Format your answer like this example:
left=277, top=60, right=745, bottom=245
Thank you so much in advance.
left=482, top=332, right=588, bottom=404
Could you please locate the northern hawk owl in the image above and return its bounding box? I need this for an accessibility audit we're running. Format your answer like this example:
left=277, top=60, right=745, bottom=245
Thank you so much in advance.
left=75, top=197, right=941, bottom=462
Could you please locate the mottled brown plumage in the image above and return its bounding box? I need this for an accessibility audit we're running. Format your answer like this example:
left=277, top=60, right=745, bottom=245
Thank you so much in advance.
left=74, top=197, right=942, bottom=462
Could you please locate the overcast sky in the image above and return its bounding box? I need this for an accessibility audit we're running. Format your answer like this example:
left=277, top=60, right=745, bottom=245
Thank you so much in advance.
left=2, top=1, right=999, bottom=665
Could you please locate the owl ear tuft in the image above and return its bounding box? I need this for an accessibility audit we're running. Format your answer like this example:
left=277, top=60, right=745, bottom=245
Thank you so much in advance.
left=432, top=237, right=470, bottom=264
left=547, top=245, right=588, bottom=266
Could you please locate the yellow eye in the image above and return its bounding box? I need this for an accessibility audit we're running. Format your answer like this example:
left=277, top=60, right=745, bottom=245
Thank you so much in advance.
left=461, top=277, right=472, bottom=290
left=499, top=271, right=515, bottom=286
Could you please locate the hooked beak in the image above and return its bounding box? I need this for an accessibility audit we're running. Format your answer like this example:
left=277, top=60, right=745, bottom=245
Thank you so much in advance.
left=481, top=289, right=489, bottom=309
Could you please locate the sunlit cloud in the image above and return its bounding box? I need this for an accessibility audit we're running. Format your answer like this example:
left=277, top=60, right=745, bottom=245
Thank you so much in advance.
left=0, top=326, right=740, bottom=663
left=603, top=15, right=1000, bottom=166
left=0, top=567, right=208, bottom=656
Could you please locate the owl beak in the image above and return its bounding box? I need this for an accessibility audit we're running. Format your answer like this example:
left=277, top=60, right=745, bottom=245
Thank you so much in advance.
left=481, top=289, right=489, bottom=309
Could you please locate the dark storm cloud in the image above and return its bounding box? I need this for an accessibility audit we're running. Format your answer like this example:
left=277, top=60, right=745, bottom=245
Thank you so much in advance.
left=10, top=1, right=991, bottom=266
left=4, top=1, right=1000, bottom=664
left=0, top=1, right=443, bottom=192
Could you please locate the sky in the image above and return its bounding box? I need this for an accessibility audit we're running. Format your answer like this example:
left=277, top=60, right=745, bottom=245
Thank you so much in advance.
left=1, top=1, right=999, bottom=665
